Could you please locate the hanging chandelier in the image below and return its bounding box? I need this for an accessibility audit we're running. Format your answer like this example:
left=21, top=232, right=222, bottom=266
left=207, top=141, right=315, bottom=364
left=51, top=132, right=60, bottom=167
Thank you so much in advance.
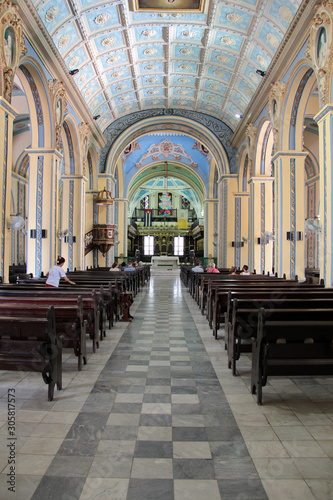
left=160, top=161, right=172, bottom=211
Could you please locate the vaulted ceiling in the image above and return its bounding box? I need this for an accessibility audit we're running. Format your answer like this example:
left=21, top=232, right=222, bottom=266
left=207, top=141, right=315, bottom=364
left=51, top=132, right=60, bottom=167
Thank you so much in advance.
left=31, top=0, right=302, bottom=133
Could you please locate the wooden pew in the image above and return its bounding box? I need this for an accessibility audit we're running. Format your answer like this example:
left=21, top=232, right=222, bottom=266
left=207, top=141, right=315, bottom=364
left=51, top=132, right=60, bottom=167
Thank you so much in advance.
left=0, top=287, right=100, bottom=353
left=0, top=306, right=61, bottom=401
left=228, top=295, right=333, bottom=376
left=0, top=298, right=87, bottom=370
left=251, top=308, right=333, bottom=405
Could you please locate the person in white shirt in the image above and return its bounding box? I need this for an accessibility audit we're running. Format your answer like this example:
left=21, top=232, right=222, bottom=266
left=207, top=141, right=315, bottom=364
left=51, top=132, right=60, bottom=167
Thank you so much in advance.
left=46, top=256, right=76, bottom=287
left=240, top=264, right=251, bottom=275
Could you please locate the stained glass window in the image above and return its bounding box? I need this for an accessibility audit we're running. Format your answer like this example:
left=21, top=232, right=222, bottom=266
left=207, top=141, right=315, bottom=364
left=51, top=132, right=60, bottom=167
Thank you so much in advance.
left=181, top=196, right=190, bottom=209
left=140, top=195, right=149, bottom=209
left=158, top=193, right=172, bottom=215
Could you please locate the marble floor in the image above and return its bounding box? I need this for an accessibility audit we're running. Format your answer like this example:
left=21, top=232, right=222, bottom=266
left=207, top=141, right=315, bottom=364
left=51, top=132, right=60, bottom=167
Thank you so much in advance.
left=0, top=273, right=333, bottom=500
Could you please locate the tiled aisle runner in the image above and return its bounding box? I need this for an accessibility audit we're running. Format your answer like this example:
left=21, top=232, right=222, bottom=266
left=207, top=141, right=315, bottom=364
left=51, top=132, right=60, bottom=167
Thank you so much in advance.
left=32, top=275, right=267, bottom=500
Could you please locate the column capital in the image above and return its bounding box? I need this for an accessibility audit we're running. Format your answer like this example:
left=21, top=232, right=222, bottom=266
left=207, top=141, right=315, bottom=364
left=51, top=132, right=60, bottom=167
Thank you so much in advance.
left=234, top=192, right=250, bottom=197
left=248, top=176, right=274, bottom=184
left=24, top=148, right=63, bottom=160
left=0, top=97, right=17, bottom=118
left=272, top=151, right=308, bottom=162
left=314, top=104, right=333, bottom=123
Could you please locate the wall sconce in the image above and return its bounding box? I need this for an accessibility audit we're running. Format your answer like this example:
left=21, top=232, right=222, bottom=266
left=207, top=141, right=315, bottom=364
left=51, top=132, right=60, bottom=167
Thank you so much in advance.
left=287, top=231, right=303, bottom=241
left=232, top=241, right=244, bottom=248
left=95, top=187, right=114, bottom=206
left=30, top=229, right=47, bottom=238
left=69, top=69, right=79, bottom=76
left=242, top=237, right=249, bottom=244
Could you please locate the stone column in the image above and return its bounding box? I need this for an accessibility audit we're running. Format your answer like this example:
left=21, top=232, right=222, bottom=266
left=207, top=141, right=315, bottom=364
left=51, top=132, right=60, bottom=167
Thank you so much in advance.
left=25, top=149, right=62, bottom=277
left=204, top=199, right=218, bottom=261
left=61, top=174, right=87, bottom=271
left=0, top=98, right=17, bottom=282
left=219, top=174, right=238, bottom=268
left=248, top=177, right=274, bottom=274
left=272, top=152, right=307, bottom=279
left=315, top=104, right=333, bottom=286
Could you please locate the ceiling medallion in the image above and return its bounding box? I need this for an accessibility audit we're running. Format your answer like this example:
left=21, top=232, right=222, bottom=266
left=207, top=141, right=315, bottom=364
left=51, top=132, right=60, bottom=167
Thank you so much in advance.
left=210, top=83, right=220, bottom=90
left=179, top=64, right=192, bottom=71
left=102, top=37, right=116, bottom=47
left=177, top=100, right=189, bottom=105
left=107, top=55, right=120, bottom=64
left=217, top=55, right=230, bottom=63
left=119, top=95, right=130, bottom=101
left=244, top=87, right=252, bottom=97
left=69, top=56, right=79, bottom=69
left=85, top=88, right=93, bottom=98
left=207, top=95, right=217, bottom=101
left=141, top=29, right=156, bottom=38
left=148, top=89, right=159, bottom=95
left=182, top=30, right=196, bottom=38
left=180, top=48, right=194, bottom=56
left=144, top=48, right=157, bottom=56
left=249, top=72, right=259, bottom=84
left=145, top=64, right=157, bottom=71
left=58, top=34, right=70, bottom=49
left=45, top=6, right=59, bottom=23
left=122, top=105, right=131, bottom=112
left=226, top=13, right=242, bottom=24
left=279, top=6, right=293, bottom=23
left=78, top=73, right=87, bottom=85
left=90, top=99, right=98, bottom=109
left=257, top=55, right=267, bottom=69
left=147, top=77, right=158, bottom=83
left=205, top=105, right=214, bottom=111
left=213, top=70, right=224, bottom=77
left=116, top=84, right=126, bottom=90
left=266, top=33, right=279, bottom=49
left=220, top=36, right=235, bottom=46
left=112, top=71, right=124, bottom=78
left=178, top=78, right=190, bottom=83
left=178, top=89, right=189, bottom=94
left=94, top=13, right=111, bottom=25
left=149, top=100, right=160, bottom=105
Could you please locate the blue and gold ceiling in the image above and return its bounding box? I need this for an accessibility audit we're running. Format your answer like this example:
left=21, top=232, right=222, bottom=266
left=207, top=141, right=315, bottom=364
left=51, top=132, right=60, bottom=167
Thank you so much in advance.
left=32, top=0, right=302, bottom=132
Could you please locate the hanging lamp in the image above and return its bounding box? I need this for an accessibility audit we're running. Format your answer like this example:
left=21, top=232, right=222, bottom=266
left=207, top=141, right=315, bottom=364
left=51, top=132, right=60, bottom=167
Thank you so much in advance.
left=160, top=161, right=172, bottom=211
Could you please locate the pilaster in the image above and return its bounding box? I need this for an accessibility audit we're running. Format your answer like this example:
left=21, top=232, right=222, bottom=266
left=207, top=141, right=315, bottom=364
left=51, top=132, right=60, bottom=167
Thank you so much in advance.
left=314, top=104, right=333, bottom=286
left=219, top=174, right=238, bottom=268
left=273, top=151, right=307, bottom=279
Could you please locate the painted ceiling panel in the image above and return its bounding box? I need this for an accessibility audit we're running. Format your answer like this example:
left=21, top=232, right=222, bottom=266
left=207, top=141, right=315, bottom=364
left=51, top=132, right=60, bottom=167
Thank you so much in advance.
left=32, top=0, right=302, bottom=132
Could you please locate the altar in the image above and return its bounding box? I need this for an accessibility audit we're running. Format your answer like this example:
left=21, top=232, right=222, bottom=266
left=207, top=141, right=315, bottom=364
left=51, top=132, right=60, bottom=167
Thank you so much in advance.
left=151, top=256, right=179, bottom=269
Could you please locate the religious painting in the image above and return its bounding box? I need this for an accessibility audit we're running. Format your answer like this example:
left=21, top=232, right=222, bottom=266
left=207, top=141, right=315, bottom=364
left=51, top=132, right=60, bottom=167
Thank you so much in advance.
left=135, top=0, right=204, bottom=11
left=3, top=27, right=15, bottom=68
left=316, top=27, right=327, bottom=67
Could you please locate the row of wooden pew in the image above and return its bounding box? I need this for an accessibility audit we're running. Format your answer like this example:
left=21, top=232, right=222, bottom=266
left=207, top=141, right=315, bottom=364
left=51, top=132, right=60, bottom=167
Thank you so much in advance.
left=181, top=268, right=333, bottom=405
left=0, top=266, right=150, bottom=401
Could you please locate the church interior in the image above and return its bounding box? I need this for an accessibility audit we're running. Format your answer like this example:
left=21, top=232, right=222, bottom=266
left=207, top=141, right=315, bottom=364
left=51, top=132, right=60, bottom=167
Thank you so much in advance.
left=0, top=0, right=333, bottom=498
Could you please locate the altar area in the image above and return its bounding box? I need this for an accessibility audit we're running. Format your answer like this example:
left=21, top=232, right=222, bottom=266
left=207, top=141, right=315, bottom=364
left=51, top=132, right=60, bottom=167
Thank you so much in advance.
left=151, top=256, right=179, bottom=269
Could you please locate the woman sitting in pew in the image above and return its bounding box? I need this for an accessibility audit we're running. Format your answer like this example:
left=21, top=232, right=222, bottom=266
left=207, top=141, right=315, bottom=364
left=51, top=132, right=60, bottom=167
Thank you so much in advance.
left=207, top=263, right=219, bottom=273
left=46, top=256, right=76, bottom=287
left=229, top=266, right=237, bottom=275
left=110, top=262, right=120, bottom=272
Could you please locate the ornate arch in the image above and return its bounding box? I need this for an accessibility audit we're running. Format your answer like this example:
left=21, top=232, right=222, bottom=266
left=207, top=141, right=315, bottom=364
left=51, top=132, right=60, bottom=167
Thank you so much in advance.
left=255, top=118, right=274, bottom=176
left=104, top=114, right=235, bottom=180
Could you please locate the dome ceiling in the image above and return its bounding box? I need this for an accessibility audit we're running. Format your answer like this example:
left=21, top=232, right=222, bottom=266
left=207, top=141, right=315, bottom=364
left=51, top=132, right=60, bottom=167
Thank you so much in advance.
left=32, top=0, right=302, bottom=132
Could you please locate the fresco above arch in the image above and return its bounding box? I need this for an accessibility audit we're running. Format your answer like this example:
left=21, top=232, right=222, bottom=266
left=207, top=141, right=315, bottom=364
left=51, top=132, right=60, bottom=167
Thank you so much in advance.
left=99, top=108, right=236, bottom=173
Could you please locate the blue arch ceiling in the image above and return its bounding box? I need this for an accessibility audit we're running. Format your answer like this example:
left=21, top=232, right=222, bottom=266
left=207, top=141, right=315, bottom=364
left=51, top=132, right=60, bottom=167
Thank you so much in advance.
left=32, top=0, right=302, bottom=167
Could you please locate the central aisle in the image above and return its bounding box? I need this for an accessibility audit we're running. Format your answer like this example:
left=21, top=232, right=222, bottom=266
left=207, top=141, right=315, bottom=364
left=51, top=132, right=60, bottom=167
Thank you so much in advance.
left=32, top=274, right=267, bottom=500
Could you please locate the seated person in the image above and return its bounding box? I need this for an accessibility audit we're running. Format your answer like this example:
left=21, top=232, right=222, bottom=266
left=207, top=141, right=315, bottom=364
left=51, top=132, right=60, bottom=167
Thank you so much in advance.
left=110, top=262, right=119, bottom=271
left=124, top=261, right=136, bottom=272
left=240, top=264, right=251, bottom=275
left=207, top=262, right=219, bottom=273
left=229, top=266, right=237, bottom=275
left=192, top=260, right=204, bottom=273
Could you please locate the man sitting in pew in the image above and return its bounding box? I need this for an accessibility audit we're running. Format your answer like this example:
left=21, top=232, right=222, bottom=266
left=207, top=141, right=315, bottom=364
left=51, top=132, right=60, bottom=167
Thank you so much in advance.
left=46, top=256, right=76, bottom=287
left=124, top=261, right=136, bottom=272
